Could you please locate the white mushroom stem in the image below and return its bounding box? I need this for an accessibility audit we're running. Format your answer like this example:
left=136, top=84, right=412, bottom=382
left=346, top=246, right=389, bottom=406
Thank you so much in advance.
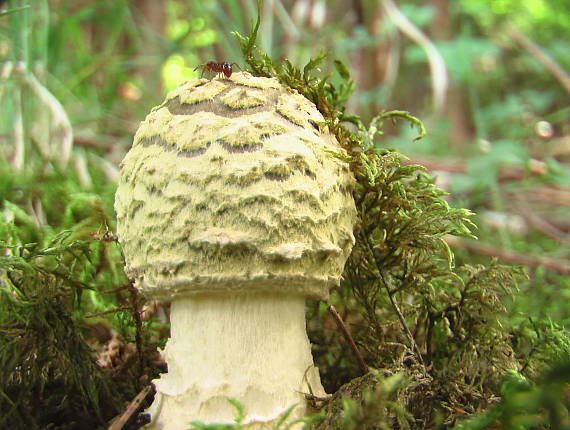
left=147, top=292, right=325, bottom=429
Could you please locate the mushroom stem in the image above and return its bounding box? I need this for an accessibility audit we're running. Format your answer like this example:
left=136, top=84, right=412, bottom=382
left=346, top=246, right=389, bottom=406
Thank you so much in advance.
left=147, top=293, right=325, bottom=429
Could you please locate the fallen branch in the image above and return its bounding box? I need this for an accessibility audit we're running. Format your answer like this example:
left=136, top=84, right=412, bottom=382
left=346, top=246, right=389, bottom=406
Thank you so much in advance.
left=99, top=284, right=131, bottom=295
left=445, top=236, right=570, bottom=275
left=519, top=186, right=570, bottom=208
left=108, top=385, right=153, bottom=430
left=403, top=156, right=527, bottom=182
left=403, top=156, right=570, bottom=208
left=85, top=306, right=130, bottom=318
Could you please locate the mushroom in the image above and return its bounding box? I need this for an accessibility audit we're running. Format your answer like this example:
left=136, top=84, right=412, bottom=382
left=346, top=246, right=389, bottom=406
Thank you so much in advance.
left=115, top=72, right=357, bottom=428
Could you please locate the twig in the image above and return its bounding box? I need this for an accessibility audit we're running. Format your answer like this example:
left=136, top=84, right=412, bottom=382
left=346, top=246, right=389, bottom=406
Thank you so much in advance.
left=521, top=186, right=570, bottom=208
left=403, top=156, right=570, bottom=206
left=328, top=305, right=368, bottom=375
left=85, top=306, right=130, bottom=318
left=508, top=25, right=570, bottom=95
left=108, top=385, right=153, bottom=430
left=402, top=155, right=527, bottom=183
left=99, top=284, right=131, bottom=295
left=445, top=236, right=570, bottom=275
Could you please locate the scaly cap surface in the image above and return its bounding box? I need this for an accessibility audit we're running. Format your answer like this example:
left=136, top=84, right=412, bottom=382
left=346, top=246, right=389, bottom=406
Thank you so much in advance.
left=115, top=72, right=357, bottom=300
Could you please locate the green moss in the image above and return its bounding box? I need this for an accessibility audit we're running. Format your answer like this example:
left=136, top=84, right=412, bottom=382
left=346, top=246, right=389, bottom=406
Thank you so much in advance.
left=229, top=3, right=530, bottom=428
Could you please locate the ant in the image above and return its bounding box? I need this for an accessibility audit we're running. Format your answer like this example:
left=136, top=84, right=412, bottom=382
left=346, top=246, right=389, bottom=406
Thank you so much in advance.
left=194, top=61, right=242, bottom=79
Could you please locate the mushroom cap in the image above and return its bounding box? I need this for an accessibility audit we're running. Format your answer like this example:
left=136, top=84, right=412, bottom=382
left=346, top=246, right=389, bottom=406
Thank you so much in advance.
left=115, top=72, right=357, bottom=300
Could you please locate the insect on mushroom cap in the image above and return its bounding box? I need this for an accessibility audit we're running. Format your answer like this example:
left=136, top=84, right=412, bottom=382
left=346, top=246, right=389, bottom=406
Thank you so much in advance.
left=115, top=72, right=358, bottom=300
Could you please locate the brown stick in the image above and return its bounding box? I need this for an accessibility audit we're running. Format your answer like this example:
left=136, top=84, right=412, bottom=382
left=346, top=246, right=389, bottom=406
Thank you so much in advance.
left=445, top=236, right=570, bottom=275
left=99, top=284, right=131, bottom=295
left=402, top=157, right=570, bottom=208
left=402, top=156, right=527, bottom=183
left=108, top=385, right=152, bottom=430
left=328, top=305, right=368, bottom=375
left=85, top=306, right=130, bottom=318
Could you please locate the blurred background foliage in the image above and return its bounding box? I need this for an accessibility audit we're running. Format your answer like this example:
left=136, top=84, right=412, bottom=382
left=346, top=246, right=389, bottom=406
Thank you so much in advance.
left=0, top=0, right=569, bottom=428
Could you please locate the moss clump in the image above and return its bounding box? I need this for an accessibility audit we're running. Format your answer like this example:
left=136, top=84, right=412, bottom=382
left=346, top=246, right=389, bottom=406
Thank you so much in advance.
left=0, top=232, right=122, bottom=428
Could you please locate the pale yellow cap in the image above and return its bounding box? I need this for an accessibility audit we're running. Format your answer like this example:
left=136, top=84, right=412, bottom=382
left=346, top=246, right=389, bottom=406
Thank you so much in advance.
left=115, top=72, right=357, bottom=300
